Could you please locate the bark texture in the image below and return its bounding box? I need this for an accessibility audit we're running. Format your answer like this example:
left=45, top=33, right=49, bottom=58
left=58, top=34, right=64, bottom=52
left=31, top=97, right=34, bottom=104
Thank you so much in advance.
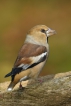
left=0, top=71, right=71, bottom=106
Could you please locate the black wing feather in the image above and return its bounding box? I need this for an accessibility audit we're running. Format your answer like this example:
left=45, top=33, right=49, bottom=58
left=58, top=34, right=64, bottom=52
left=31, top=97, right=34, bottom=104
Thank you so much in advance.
left=4, top=54, right=46, bottom=78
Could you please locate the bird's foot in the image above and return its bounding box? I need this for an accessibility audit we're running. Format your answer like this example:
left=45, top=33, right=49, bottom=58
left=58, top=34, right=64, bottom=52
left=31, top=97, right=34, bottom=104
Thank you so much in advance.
left=19, top=82, right=23, bottom=90
left=37, top=79, right=43, bottom=83
left=37, top=78, right=43, bottom=84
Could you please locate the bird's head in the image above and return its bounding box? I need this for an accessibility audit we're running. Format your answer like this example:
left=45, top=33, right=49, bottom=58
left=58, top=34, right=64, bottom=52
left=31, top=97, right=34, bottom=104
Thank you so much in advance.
left=25, top=25, right=56, bottom=46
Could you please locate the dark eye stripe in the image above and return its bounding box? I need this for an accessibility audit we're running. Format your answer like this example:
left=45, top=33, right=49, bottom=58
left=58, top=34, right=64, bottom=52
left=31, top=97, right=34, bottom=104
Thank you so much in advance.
left=41, top=29, right=46, bottom=33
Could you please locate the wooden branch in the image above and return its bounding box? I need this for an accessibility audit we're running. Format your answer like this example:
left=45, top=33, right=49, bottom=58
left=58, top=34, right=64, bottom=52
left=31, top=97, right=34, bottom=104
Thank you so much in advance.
left=0, top=71, right=71, bottom=106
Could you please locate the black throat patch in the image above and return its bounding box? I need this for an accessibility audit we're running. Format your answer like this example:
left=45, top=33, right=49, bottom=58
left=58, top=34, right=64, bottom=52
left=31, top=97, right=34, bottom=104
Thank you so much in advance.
left=47, top=37, right=48, bottom=43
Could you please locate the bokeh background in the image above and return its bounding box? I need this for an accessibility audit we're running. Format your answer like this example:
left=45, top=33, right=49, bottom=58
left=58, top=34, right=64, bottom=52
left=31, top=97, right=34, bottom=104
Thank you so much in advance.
left=0, top=0, right=71, bottom=82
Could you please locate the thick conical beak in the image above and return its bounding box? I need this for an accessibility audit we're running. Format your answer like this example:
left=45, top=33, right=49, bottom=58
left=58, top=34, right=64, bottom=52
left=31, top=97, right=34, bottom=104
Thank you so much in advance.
left=46, top=28, right=56, bottom=37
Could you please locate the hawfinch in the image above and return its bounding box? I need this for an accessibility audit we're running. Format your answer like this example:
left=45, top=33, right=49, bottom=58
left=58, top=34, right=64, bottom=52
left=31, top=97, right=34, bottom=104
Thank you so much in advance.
left=5, top=25, right=56, bottom=91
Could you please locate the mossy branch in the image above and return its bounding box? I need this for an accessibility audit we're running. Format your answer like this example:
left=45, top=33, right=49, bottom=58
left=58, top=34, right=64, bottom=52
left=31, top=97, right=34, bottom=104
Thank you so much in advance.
left=0, top=71, right=71, bottom=106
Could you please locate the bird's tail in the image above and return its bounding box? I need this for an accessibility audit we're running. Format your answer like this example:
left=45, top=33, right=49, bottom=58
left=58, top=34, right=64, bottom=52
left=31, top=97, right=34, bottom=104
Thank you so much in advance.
left=4, top=72, right=12, bottom=78
left=7, top=82, right=15, bottom=91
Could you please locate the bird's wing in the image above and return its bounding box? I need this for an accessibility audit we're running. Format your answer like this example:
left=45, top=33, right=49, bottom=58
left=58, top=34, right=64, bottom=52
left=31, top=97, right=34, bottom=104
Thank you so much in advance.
left=5, top=43, right=47, bottom=77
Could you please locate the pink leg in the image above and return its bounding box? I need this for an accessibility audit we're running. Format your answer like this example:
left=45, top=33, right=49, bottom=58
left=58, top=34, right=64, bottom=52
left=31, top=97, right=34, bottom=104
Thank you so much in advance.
left=37, top=79, right=43, bottom=83
left=19, top=82, right=23, bottom=89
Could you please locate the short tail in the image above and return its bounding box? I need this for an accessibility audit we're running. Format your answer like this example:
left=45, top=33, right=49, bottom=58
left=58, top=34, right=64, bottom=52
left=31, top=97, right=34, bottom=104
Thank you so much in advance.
left=7, top=82, right=15, bottom=91
left=4, top=72, right=12, bottom=78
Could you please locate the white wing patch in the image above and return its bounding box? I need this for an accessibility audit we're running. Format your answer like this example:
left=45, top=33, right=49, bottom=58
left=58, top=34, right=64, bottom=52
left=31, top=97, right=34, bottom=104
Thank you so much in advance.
left=40, top=52, right=47, bottom=57
left=31, top=52, right=47, bottom=63
left=18, top=64, right=24, bottom=67
left=18, top=64, right=30, bottom=70
left=18, top=52, right=47, bottom=69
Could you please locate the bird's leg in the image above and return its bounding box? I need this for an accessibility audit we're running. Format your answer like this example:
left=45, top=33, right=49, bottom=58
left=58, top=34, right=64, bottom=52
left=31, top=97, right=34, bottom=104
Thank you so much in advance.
left=19, top=82, right=23, bottom=89
left=37, top=79, right=43, bottom=83
left=37, top=77, right=44, bottom=83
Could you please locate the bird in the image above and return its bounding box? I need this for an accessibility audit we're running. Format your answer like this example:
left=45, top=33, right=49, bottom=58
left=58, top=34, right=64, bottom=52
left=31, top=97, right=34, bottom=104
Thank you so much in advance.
left=5, top=25, right=56, bottom=91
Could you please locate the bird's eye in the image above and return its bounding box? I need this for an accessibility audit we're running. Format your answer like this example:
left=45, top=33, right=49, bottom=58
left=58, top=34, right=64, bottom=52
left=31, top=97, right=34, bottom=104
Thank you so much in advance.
left=41, top=29, right=45, bottom=33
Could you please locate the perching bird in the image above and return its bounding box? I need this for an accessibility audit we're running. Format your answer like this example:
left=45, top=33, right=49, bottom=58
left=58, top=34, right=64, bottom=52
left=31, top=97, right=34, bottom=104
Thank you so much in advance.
left=5, top=25, right=56, bottom=91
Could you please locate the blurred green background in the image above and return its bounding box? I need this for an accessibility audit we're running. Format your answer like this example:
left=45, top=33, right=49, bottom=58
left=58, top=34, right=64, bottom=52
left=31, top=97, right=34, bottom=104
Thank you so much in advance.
left=0, top=0, right=71, bottom=82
